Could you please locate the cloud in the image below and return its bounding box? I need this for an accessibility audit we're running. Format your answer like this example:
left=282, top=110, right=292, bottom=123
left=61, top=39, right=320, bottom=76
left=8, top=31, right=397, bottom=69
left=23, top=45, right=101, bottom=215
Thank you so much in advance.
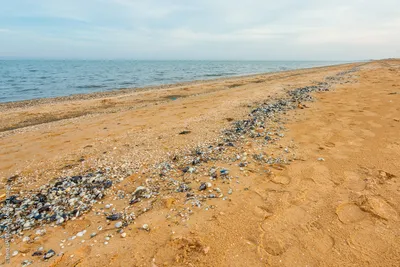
left=0, top=0, right=399, bottom=59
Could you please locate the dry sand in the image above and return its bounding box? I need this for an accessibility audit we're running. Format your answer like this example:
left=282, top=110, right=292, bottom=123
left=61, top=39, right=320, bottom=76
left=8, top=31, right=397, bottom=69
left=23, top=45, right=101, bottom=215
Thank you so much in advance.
left=0, top=60, right=399, bottom=266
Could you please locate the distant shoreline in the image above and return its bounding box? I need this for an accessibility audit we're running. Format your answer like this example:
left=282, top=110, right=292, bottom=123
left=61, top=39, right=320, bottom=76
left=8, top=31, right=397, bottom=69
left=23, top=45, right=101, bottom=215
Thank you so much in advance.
left=0, top=61, right=357, bottom=109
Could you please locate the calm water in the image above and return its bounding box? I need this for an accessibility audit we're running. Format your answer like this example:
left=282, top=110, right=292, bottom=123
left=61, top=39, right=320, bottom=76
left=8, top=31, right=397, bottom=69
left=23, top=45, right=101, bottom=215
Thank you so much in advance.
left=0, top=60, right=347, bottom=103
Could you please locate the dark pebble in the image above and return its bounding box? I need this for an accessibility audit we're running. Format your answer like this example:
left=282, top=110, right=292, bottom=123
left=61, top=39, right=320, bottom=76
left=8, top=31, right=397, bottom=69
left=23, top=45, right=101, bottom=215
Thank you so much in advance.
left=106, top=214, right=121, bottom=221
left=199, top=183, right=207, bottom=191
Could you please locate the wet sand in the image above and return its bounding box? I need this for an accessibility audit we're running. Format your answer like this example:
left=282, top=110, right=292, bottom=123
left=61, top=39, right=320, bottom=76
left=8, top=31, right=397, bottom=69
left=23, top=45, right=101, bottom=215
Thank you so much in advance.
left=1, top=60, right=400, bottom=266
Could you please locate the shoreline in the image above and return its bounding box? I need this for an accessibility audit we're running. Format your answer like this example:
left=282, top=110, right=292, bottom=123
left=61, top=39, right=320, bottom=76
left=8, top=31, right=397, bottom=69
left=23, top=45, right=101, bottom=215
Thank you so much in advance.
left=0, top=61, right=358, bottom=109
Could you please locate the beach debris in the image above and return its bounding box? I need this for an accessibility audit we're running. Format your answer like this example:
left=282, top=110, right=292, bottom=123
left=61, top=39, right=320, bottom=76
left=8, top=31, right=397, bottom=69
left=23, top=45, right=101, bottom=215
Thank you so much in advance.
left=21, top=260, right=33, bottom=266
left=220, top=169, right=229, bottom=176
left=44, top=249, right=56, bottom=260
left=115, top=221, right=123, bottom=228
left=130, top=186, right=152, bottom=204
left=106, top=214, right=121, bottom=221
left=199, top=183, right=207, bottom=191
left=32, top=251, right=43, bottom=256
left=0, top=172, right=112, bottom=235
left=76, top=230, right=86, bottom=237
left=179, top=130, right=191, bottom=135
left=142, top=224, right=150, bottom=231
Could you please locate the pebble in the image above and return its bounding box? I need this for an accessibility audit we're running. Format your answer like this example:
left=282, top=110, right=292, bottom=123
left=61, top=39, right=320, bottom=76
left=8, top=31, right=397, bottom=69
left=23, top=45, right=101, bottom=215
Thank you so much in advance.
left=21, top=260, right=33, bottom=266
left=90, top=232, right=97, bottom=238
left=32, top=251, right=43, bottom=256
left=12, top=250, right=19, bottom=257
left=142, top=224, right=150, bottom=231
left=22, top=236, right=30, bottom=242
left=44, top=249, right=56, bottom=260
left=121, top=232, right=127, bottom=238
left=115, top=221, right=123, bottom=228
left=76, top=230, right=86, bottom=237
left=107, top=214, right=121, bottom=221
left=318, top=157, right=325, bottom=161
left=199, top=183, right=207, bottom=191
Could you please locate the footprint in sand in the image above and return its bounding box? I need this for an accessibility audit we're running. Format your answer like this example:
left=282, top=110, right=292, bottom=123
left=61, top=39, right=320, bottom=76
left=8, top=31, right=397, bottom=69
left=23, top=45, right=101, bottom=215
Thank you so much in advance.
left=344, top=171, right=366, bottom=192
left=336, top=203, right=366, bottom=224
left=261, top=231, right=293, bottom=256
left=304, top=232, right=335, bottom=255
left=349, top=228, right=388, bottom=256
left=361, top=196, right=398, bottom=221
left=270, top=175, right=291, bottom=185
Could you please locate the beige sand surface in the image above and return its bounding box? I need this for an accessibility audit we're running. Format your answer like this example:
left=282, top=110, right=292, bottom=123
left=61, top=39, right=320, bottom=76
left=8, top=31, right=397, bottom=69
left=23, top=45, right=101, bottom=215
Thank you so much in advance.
left=1, top=60, right=399, bottom=266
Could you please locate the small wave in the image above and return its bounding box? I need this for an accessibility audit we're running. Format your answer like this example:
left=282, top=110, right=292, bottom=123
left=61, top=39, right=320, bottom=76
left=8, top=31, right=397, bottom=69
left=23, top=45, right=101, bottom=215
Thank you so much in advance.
left=204, top=72, right=237, bottom=77
left=28, top=69, right=38, bottom=73
left=119, top=82, right=135, bottom=86
left=76, top=85, right=107, bottom=89
left=18, top=88, right=38, bottom=93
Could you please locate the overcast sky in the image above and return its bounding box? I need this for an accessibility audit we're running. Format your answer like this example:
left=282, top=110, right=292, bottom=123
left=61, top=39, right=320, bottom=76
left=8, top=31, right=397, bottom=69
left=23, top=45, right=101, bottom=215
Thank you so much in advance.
left=1, top=0, right=399, bottom=60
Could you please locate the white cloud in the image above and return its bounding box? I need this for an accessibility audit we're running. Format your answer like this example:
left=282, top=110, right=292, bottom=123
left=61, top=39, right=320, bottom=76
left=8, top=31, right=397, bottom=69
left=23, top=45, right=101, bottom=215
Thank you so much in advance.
left=0, top=0, right=399, bottom=59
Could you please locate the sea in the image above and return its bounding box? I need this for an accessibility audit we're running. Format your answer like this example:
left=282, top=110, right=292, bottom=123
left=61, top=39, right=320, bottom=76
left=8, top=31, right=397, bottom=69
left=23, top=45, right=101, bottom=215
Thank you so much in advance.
left=0, top=60, right=348, bottom=103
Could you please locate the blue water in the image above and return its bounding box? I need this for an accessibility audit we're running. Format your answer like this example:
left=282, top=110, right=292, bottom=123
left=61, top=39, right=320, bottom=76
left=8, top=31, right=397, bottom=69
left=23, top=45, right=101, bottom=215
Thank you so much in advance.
left=0, top=60, right=347, bottom=103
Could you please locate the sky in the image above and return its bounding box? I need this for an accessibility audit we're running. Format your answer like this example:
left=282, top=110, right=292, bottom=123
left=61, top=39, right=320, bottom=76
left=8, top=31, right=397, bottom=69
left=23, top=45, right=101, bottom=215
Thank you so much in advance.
left=0, top=0, right=399, bottom=60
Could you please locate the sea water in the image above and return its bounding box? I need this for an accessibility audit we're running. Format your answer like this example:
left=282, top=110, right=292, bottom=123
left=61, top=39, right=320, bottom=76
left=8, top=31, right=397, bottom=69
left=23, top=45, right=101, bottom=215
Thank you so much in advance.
left=0, top=60, right=348, bottom=103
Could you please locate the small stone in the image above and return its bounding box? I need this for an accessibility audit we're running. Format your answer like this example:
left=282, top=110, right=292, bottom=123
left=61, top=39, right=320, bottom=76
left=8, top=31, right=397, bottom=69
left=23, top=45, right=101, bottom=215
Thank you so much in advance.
left=318, top=157, right=325, bottom=161
left=199, top=183, right=207, bottom=191
left=105, top=204, right=111, bottom=209
left=105, top=236, right=110, bottom=241
left=106, top=214, right=121, bottom=221
left=44, top=249, right=56, bottom=260
left=220, top=169, right=229, bottom=176
left=90, top=232, right=97, bottom=238
left=76, top=230, right=86, bottom=237
left=115, top=221, right=123, bottom=228
left=32, top=251, right=43, bottom=256
left=121, top=233, right=127, bottom=238
left=22, top=236, right=30, bottom=242
left=21, top=260, right=33, bottom=266
left=12, top=250, right=19, bottom=257
left=228, top=188, right=233, bottom=195
left=142, top=224, right=150, bottom=231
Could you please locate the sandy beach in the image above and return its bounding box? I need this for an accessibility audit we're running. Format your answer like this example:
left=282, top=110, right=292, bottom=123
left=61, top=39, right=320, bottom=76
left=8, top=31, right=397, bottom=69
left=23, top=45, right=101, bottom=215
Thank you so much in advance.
left=1, top=60, right=400, bottom=266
